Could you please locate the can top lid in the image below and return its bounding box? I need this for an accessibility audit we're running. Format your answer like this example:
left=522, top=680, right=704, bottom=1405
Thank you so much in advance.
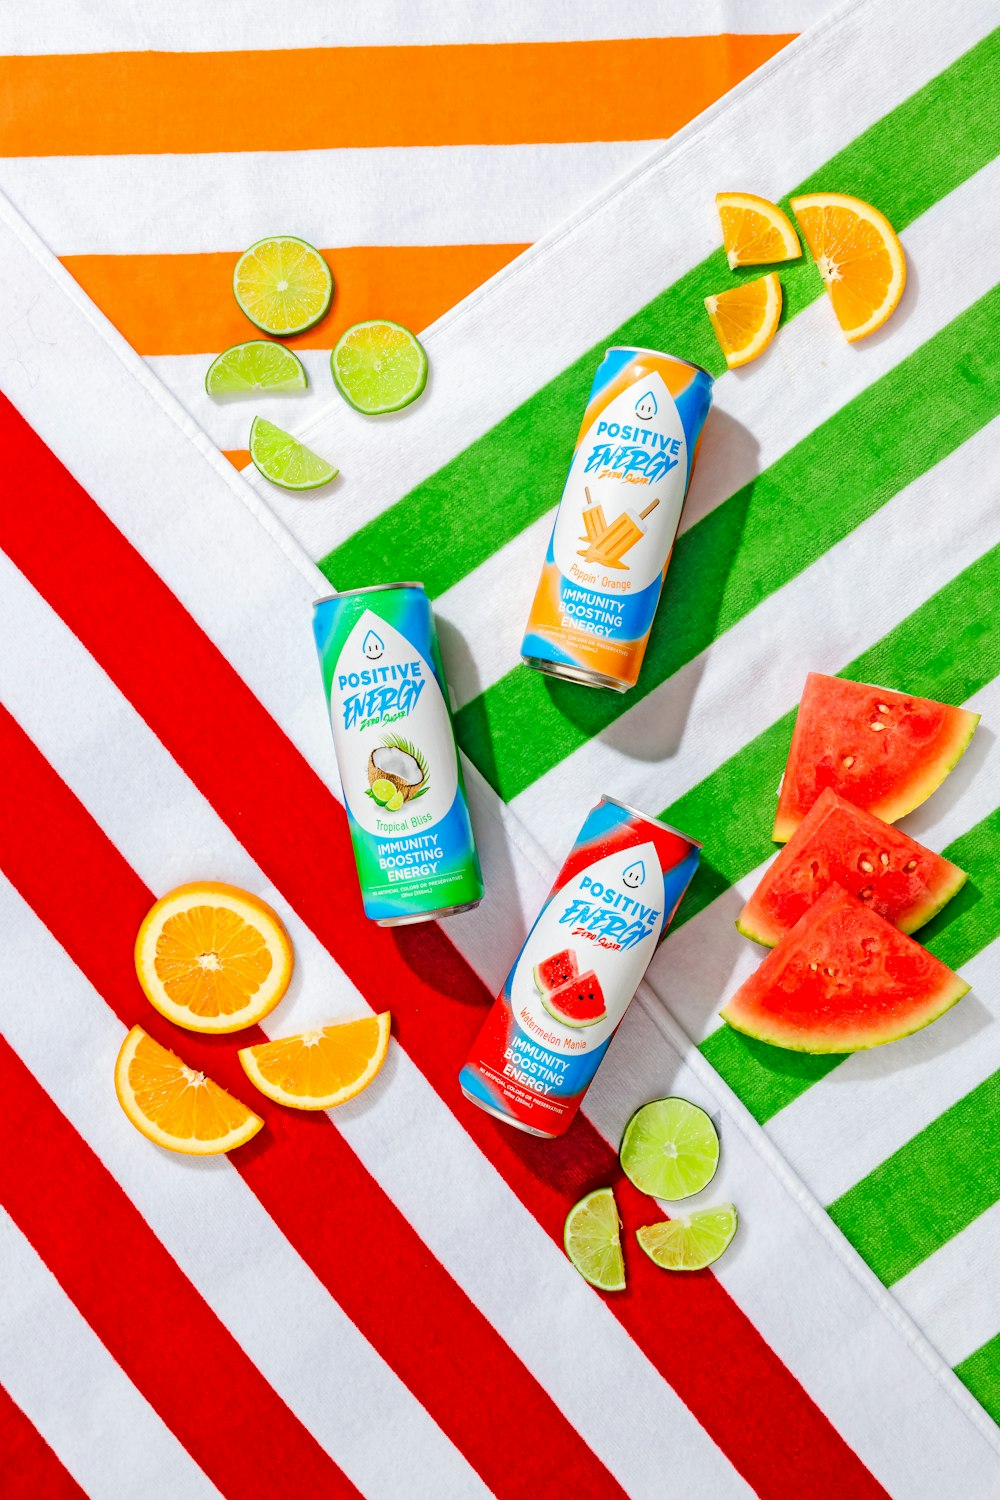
left=605, top=346, right=714, bottom=382
left=601, top=795, right=703, bottom=849
left=313, top=582, right=425, bottom=606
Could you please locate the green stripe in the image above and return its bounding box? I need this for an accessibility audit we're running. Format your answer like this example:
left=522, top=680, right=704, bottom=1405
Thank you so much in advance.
left=455, top=287, right=1000, bottom=799
left=828, top=1067, right=1000, bottom=1285
left=955, top=1334, right=1000, bottom=1424
left=320, top=32, right=999, bottom=604
left=700, top=806, right=1000, bottom=1123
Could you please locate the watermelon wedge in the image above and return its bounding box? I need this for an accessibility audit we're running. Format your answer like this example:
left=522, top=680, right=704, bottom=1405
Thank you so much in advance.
left=739, top=789, right=967, bottom=946
left=722, top=885, right=969, bottom=1053
left=774, top=674, right=979, bottom=842
left=542, top=970, right=607, bottom=1028
left=533, top=948, right=579, bottom=993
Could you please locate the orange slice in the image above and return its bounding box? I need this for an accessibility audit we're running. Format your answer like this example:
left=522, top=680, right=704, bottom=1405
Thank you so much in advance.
left=115, top=1025, right=263, bottom=1155
left=239, top=1013, right=391, bottom=1110
left=716, top=191, right=800, bottom=268
left=790, top=192, right=906, bottom=342
left=704, top=272, right=782, bottom=369
left=135, top=881, right=293, bottom=1034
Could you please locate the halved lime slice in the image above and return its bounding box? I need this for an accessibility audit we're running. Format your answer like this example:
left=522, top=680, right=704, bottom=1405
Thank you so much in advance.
left=206, top=340, right=308, bottom=397
left=331, top=320, right=428, bottom=415
left=564, top=1187, right=625, bottom=1292
left=233, top=237, right=333, bottom=336
left=385, top=790, right=405, bottom=811
left=620, top=1097, right=720, bottom=1201
left=249, top=416, right=338, bottom=492
left=370, top=778, right=396, bottom=805
left=636, top=1205, right=738, bottom=1271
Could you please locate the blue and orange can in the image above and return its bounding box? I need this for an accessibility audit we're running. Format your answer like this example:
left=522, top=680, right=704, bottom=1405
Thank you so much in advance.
left=459, top=797, right=701, bottom=1137
left=521, top=346, right=713, bottom=691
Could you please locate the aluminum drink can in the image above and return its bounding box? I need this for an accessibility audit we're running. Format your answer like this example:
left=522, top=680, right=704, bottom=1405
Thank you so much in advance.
left=313, top=583, right=484, bottom=926
left=521, top=346, right=713, bottom=691
left=459, top=797, right=700, bottom=1136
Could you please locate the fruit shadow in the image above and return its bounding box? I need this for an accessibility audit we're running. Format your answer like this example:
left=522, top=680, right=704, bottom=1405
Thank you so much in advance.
left=536, top=407, right=759, bottom=766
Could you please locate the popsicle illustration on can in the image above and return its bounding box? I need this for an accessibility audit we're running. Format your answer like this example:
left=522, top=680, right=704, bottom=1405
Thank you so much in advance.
left=522, top=348, right=713, bottom=692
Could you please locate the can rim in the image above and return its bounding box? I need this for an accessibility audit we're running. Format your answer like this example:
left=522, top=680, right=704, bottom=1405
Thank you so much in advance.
left=313, top=582, right=425, bottom=606
left=604, top=346, right=714, bottom=382
left=600, top=795, right=702, bottom=849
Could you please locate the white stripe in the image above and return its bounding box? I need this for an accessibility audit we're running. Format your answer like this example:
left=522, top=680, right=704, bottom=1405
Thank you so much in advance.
left=0, top=142, right=654, bottom=256
left=0, top=878, right=494, bottom=1500
left=0, top=561, right=752, bottom=1499
left=0, top=1209, right=222, bottom=1500
left=242, top=3, right=994, bottom=562
left=512, top=416, right=1000, bottom=860
left=895, top=1201, right=1000, bottom=1369
left=661, top=672, right=1000, bottom=1048
left=434, top=153, right=1000, bottom=717
left=0, top=1, right=816, bottom=53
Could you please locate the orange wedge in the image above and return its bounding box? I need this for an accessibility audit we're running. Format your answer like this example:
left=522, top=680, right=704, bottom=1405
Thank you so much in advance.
left=704, top=271, right=782, bottom=369
left=115, top=1025, right=263, bottom=1154
left=716, top=191, right=800, bottom=268
left=135, top=881, right=293, bottom=1034
left=239, top=1013, right=391, bottom=1110
left=790, top=192, right=906, bottom=342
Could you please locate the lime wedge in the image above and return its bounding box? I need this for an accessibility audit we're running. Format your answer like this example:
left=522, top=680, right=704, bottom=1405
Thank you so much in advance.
left=370, top=778, right=396, bottom=805
left=331, top=320, right=428, bottom=415
left=249, top=417, right=338, bottom=492
left=564, top=1187, right=625, bottom=1292
left=619, top=1097, right=720, bottom=1201
left=385, top=790, right=405, bottom=811
left=636, top=1205, right=738, bottom=1271
left=206, top=340, right=308, bottom=397
left=233, top=237, right=333, bottom=336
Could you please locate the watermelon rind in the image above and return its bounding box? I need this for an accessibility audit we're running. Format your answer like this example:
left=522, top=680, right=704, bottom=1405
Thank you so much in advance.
left=722, top=886, right=970, bottom=1053
left=773, top=674, right=980, bottom=842
left=738, top=789, right=968, bottom=947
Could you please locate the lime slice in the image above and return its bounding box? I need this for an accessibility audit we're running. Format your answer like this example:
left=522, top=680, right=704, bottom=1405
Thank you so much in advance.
left=619, top=1097, right=720, bottom=1201
left=385, top=790, right=405, bottom=811
left=233, top=237, right=333, bottom=336
left=370, top=778, right=396, bottom=805
left=249, top=417, right=338, bottom=492
left=206, top=340, right=308, bottom=397
left=636, top=1205, right=738, bottom=1271
left=331, top=320, right=428, bottom=415
left=563, top=1187, right=625, bottom=1292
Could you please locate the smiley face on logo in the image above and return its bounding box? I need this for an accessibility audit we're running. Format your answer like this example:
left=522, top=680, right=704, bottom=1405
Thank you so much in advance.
left=622, top=860, right=645, bottom=889
left=362, top=630, right=385, bottom=661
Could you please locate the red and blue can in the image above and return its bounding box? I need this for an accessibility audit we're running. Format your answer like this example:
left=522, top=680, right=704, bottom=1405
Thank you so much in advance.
left=459, top=797, right=701, bottom=1137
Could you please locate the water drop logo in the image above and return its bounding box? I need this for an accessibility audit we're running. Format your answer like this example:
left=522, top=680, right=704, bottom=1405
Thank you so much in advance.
left=634, top=390, right=658, bottom=421
left=362, top=629, right=384, bottom=661
left=622, top=859, right=646, bottom=889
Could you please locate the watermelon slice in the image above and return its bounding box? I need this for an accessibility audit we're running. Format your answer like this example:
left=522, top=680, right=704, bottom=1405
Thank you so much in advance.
left=739, top=789, right=967, bottom=946
left=541, top=970, right=607, bottom=1028
left=721, top=885, right=969, bottom=1053
left=774, top=674, right=979, bottom=842
left=533, top=947, right=579, bottom=993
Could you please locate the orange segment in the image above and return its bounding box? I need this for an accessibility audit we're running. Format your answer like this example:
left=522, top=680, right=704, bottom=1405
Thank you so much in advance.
left=135, top=881, right=293, bottom=1034
left=790, top=192, right=906, bottom=342
left=704, top=271, right=783, bottom=369
left=716, top=191, right=800, bottom=268
left=239, top=1013, right=391, bottom=1111
left=115, top=1025, right=263, bottom=1155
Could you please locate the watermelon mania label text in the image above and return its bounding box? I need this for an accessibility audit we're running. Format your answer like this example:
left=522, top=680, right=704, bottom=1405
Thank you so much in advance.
left=338, top=660, right=425, bottom=729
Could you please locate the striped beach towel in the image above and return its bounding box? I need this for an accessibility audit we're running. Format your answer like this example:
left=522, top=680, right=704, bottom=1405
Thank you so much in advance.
left=246, top=0, right=1000, bottom=1442
left=1, top=2, right=999, bottom=1496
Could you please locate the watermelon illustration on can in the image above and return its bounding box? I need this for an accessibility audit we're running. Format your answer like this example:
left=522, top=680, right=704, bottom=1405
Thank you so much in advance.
left=459, top=797, right=701, bottom=1137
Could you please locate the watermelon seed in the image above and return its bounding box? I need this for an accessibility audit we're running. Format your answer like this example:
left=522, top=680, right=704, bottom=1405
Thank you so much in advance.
left=825, top=966, right=836, bottom=977
left=859, top=858, right=874, bottom=873
left=879, top=852, right=890, bottom=867
left=842, top=755, right=855, bottom=767
left=877, top=703, right=890, bottom=713
left=859, top=886, right=873, bottom=900
left=809, top=962, right=818, bottom=971
left=904, top=859, right=918, bottom=873
left=870, top=722, right=886, bottom=731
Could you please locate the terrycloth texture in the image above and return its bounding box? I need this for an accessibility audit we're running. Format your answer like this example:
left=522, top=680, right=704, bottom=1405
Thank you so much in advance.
left=241, top=0, right=1000, bottom=1446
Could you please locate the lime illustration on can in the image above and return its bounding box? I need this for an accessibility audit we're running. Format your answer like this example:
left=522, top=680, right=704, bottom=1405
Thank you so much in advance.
left=313, top=583, right=484, bottom=925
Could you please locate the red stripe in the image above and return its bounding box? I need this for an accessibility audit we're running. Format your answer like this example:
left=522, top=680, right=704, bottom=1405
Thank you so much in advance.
left=0, top=1036, right=358, bottom=1500
left=0, top=390, right=887, bottom=1496
left=0, top=701, right=623, bottom=1500
left=0, top=1385, right=87, bottom=1500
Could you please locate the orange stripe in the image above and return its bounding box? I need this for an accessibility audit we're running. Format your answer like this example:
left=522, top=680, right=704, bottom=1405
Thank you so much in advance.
left=0, top=37, right=792, bottom=155
left=60, top=243, right=525, bottom=356
left=223, top=449, right=251, bottom=469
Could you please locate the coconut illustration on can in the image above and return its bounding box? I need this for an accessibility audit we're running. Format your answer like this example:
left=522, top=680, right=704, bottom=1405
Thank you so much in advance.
left=367, top=735, right=428, bottom=811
